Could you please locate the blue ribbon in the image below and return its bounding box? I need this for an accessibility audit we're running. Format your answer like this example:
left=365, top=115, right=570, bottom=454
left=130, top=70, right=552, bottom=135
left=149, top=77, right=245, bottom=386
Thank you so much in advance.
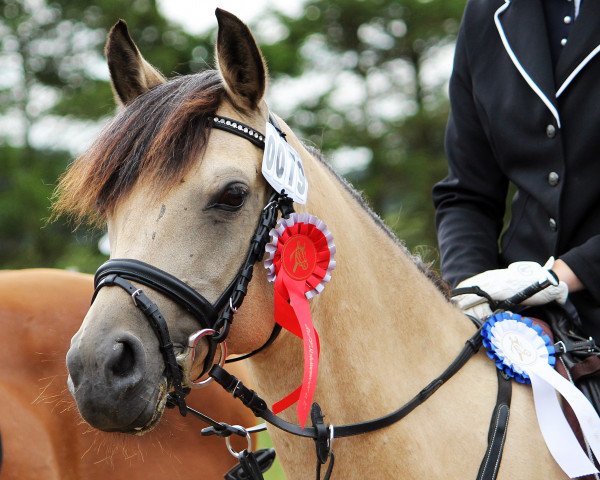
left=481, top=312, right=556, bottom=384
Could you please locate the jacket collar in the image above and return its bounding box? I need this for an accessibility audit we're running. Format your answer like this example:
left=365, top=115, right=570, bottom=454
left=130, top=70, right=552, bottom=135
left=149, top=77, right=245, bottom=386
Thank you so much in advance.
left=494, top=0, right=559, bottom=126
left=555, top=0, right=600, bottom=97
left=495, top=0, right=600, bottom=110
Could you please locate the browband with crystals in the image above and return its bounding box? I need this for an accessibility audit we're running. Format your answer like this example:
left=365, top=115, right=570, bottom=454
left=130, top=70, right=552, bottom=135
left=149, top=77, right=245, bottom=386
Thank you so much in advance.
left=210, top=115, right=265, bottom=149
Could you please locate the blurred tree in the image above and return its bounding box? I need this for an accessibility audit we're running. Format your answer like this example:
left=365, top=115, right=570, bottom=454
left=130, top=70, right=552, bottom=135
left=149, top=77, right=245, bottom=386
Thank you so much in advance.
left=0, top=0, right=210, bottom=133
left=261, top=0, right=464, bottom=262
left=0, top=0, right=211, bottom=269
left=0, top=0, right=465, bottom=271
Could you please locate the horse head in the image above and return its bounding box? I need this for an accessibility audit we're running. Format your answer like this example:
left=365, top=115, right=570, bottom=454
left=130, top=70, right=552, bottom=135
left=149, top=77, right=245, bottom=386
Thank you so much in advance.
left=59, top=10, right=282, bottom=433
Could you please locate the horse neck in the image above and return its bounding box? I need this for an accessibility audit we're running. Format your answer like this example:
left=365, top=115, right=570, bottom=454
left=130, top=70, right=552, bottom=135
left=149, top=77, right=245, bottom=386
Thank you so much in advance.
left=247, top=131, right=475, bottom=427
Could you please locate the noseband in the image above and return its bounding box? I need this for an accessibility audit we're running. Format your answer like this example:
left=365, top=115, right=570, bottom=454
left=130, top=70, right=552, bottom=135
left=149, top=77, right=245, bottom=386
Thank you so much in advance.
left=93, top=114, right=294, bottom=415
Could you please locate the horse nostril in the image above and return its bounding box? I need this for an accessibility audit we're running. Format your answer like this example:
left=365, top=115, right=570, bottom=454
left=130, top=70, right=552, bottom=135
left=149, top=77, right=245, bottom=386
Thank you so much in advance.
left=110, top=341, right=135, bottom=377
left=104, top=333, right=146, bottom=383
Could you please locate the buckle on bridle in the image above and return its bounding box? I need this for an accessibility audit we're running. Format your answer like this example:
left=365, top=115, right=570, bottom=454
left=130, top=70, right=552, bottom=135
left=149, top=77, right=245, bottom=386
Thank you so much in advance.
left=131, top=288, right=143, bottom=307
left=229, top=297, right=238, bottom=313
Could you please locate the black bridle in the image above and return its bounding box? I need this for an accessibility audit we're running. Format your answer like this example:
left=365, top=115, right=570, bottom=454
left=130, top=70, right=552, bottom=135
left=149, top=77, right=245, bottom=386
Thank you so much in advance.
left=93, top=114, right=294, bottom=416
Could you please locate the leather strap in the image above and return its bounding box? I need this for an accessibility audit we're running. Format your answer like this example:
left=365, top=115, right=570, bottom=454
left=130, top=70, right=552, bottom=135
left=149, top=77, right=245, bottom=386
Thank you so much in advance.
left=467, top=313, right=513, bottom=480
left=223, top=449, right=277, bottom=480
left=210, top=115, right=265, bottom=149
left=95, top=259, right=218, bottom=328
left=312, top=403, right=335, bottom=480
left=452, top=278, right=554, bottom=312
left=226, top=324, right=282, bottom=364
left=210, top=328, right=484, bottom=439
left=96, top=274, right=189, bottom=415
left=555, top=337, right=598, bottom=356
left=311, top=403, right=330, bottom=463
left=235, top=450, right=265, bottom=480
left=476, top=370, right=512, bottom=480
left=316, top=454, right=334, bottom=480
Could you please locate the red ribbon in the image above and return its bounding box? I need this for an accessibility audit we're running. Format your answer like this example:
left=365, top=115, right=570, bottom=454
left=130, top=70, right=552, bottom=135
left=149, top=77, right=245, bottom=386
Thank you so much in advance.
left=269, top=222, right=331, bottom=427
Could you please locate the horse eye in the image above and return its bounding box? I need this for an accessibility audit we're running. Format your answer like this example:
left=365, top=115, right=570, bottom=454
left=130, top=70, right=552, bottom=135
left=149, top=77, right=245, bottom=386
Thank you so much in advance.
left=210, top=184, right=248, bottom=211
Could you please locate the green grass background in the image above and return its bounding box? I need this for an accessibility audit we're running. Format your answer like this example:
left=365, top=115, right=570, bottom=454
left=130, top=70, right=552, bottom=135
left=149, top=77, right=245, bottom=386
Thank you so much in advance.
left=258, top=430, right=286, bottom=479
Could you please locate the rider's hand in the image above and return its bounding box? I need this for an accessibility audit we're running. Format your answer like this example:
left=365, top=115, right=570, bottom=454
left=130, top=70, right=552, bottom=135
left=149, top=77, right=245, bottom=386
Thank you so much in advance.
left=452, top=257, right=569, bottom=319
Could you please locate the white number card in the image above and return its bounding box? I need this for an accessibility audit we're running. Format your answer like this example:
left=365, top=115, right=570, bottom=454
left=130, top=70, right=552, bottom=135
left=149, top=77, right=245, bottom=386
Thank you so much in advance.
left=261, top=122, right=308, bottom=204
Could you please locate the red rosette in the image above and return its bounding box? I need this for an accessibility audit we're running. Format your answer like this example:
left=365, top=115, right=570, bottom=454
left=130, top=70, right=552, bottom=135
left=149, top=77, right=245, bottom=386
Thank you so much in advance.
left=264, top=213, right=335, bottom=427
left=265, top=213, right=336, bottom=298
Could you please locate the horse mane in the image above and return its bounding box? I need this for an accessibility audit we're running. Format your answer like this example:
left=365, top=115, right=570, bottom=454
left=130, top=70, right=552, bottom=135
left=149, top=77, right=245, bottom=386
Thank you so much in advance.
left=53, top=70, right=225, bottom=224
left=52, top=70, right=447, bottom=295
left=304, top=145, right=450, bottom=297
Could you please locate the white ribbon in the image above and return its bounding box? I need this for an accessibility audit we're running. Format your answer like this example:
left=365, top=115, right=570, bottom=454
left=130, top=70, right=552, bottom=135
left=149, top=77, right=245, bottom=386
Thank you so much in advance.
left=489, top=319, right=600, bottom=478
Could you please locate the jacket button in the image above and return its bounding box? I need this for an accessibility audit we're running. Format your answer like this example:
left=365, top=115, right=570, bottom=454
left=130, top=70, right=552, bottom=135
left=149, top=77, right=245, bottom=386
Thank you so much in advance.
left=546, top=124, right=556, bottom=138
left=549, top=218, right=557, bottom=231
left=548, top=172, right=560, bottom=186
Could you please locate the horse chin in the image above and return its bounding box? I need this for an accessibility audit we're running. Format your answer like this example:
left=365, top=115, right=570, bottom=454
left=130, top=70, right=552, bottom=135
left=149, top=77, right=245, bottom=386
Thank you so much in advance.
left=131, top=382, right=169, bottom=436
left=67, top=372, right=169, bottom=434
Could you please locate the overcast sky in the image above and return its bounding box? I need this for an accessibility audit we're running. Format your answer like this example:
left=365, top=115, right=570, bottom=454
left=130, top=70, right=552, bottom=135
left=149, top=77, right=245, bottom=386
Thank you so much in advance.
left=157, top=0, right=305, bottom=34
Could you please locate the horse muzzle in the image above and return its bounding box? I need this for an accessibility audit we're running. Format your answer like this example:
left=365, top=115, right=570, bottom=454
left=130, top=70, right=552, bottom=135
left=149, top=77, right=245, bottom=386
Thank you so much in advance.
left=66, top=328, right=166, bottom=432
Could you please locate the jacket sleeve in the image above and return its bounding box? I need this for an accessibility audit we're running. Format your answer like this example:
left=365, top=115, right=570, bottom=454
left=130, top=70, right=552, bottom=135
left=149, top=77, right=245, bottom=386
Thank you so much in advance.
left=561, top=238, right=600, bottom=304
left=432, top=17, right=509, bottom=288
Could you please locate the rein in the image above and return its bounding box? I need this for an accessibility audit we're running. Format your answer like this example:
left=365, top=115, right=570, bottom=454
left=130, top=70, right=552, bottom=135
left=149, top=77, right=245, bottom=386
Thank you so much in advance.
left=206, top=282, right=555, bottom=479
left=209, top=328, right=483, bottom=439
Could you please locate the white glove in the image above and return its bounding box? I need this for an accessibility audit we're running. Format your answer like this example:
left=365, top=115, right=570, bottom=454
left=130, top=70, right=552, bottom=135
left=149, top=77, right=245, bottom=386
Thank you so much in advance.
left=453, top=257, right=569, bottom=319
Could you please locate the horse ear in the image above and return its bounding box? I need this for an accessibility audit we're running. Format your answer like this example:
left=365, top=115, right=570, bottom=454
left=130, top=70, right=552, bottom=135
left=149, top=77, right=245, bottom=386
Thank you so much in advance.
left=215, top=8, right=267, bottom=111
left=105, top=20, right=166, bottom=106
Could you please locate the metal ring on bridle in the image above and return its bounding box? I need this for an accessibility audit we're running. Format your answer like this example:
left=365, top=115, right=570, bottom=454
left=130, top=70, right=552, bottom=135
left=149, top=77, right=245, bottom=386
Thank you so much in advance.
left=225, top=425, right=252, bottom=458
left=187, top=328, right=228, bottom=388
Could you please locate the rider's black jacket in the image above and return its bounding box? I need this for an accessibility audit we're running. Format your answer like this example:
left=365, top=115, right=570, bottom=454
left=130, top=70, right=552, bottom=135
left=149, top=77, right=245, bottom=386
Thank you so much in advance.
left=432, top=0, right=600, bottom=338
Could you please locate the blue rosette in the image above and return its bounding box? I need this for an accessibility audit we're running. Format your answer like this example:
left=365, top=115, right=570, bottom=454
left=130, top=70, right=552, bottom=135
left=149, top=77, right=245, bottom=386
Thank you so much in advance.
left=481, top=312, right=556, bottom=384
left=481, top=313, right=600, bottom=478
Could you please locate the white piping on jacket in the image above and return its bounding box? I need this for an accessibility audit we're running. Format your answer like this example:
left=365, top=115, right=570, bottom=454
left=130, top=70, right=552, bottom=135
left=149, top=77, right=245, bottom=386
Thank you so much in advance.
left=556, top=44, right=600, bottom=97
left=494, top=1, right=562, bottom=128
